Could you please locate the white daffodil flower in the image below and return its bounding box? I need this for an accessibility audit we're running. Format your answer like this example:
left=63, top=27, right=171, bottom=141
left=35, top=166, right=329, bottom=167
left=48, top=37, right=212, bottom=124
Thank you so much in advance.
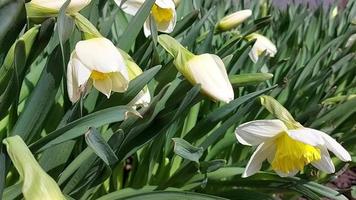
left=114, top=0, right=177, bottom=37
left=247, top=33, right=277, bottom=63
left=158, top=34, right=234, bottom=103
left=67, top=38, right=129, bottom=103
left=26, top=0, right=91, bottom=17
left=185, top=54, right=234, bottom=103
left=216, top=9, right=252, bottom=32
left=235, top=119, right=351, bottom=178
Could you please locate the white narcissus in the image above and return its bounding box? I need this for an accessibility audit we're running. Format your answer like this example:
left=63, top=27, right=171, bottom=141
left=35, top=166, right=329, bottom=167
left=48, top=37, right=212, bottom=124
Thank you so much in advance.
left=67, top=38, right=129, bottom=103
left=247, top=33, right=277, bottom=63
left=114, top=0, right=177, bottom=37
left=216, top=9, right=252, bottom=31
left=235, top=119, right=351, bottom=177
left=26, top=0, right=91, bottom=16
left=158, top=34, right=234, bottom=103
left=185, top=54, right=234, bottom=103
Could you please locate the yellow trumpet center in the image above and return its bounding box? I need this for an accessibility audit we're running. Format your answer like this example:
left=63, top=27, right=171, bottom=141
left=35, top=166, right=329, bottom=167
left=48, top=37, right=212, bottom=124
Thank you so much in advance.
left=90, top=70, right=109, bottom=80
left=151, top=4, right=173, bottom=24
left=271, top=132, right=321, bottom=173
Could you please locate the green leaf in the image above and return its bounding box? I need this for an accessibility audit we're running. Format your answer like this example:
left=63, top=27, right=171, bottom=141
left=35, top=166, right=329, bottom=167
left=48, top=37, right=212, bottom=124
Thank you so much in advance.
left=117, top=0, right=156, bottom=51
left=98, top=190, right=228, bottom=200
left=30, top=106, right=139, bottom=153
left=85, top=127, right=118, bottom=166
left=200, top=159, right=226, bottom=174
left=172, top=138, right=203, bottom=163
left=0, top=0, right=26, bottom=61
left=230, top=73, right=273, bottom=86
left=11, top=46, right=63, bottom=142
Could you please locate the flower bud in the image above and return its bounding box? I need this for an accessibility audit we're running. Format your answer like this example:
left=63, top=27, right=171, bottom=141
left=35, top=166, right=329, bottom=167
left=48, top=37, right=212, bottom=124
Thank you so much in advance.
left=216, top=9, right=252, bottom=31
left=26, top=0, right=91, bottom=18
left=3, top=136, right=65, bottom=200
left=158, top=34, right=234, bottom=103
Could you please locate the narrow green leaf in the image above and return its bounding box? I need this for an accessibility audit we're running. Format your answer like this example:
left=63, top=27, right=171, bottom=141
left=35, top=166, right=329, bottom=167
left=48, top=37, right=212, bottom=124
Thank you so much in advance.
left=85, top=127, right=118, bottom=166
left=117, top=0, right=156, bottom=51
left=172, top=138, right=203, bottom=163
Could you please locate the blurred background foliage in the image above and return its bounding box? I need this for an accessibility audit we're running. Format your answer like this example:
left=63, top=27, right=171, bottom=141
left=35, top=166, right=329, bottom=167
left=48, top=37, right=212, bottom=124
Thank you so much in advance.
left=0, top=0, right=355, bottom=199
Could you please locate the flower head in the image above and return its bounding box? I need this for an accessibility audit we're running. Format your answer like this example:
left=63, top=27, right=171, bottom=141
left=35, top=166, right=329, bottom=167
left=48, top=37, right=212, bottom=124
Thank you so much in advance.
left=235, top=119, right=351, bottom=177
left=114, top=0, right=177, bottom=37
left=26, top=0, right=91, bottom=18
left=3, top=136, right=65, bottom=200
left=247, top=33, right=277, bottom=63
left=158, top=34, right=234, bottom=103
left=67, top=37, right=129, bottom=103
left=216, top=9, right=252, bottom=32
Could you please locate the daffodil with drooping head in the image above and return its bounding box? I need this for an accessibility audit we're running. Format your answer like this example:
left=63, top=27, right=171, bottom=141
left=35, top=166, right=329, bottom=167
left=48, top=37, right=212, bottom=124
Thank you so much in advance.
left=67, top=37, right=129, bottom=103
left=235, top=96, right=351, bottom=177
left=114, top=0, right=177, bottom=37
left=26, top=0, right=91, bottom=18
left=216, top=9, right=252, bottom=32
left=247, top=33, right=277, bottom=63
left=158, top=34, right=234, bottom=103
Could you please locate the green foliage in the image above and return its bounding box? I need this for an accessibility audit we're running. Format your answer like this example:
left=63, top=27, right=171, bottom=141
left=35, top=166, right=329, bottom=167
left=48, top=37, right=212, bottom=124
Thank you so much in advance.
left=0, top=0, right=355, bottom=199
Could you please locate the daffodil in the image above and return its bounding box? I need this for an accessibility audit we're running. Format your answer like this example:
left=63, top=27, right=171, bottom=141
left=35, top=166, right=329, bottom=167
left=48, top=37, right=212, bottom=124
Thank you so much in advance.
left=235, top=119, right=351, bottom=177
left=158, top=34, right=234, bottom=103
left=247, top=33, right=277, bottom=63
left=67, top=37, right=129, bottom=103
left=120, top=49, right=151, bottom=107
left=26, top=0, right=91, bottom=18
left=216, top=9, right=252, bottom=32
left=3, top=136, right=65, bottom=200
left=114, top=0, right=177, bottom=37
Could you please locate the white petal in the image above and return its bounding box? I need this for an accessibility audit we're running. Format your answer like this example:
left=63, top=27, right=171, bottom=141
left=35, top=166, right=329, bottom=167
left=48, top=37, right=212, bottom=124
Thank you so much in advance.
left=110, top=72, right=129, bottom=93
left=187, top=54, right=234, bottom=103
left=67, top=57, right=80, bottom=103
left=242, top=142, right=274, bottom=177
left=93, top=79, right=112, bottom=98
left=30, top=0, right=91, bottom=12
left=235, top=119, right=287, bottom=146
left=143, top=18, right=152, bottom=37
left=286, top=128, right=325, bottom=146
left=312, top=147, right=335, bottom=174
left=274, top=170, right=298, bottom=177
left=155, top=0, right=175, bottom=9
left=248, top=44, right=259, bottom=63
left=319, top=131, right=351, bottom=162
left=71, top=52, right=91, bottom=86
left=75, top=38, right=126, bottom=73
left=114, top=0, right=144, bottom=15
left=128, top=88, right=151, bottom=107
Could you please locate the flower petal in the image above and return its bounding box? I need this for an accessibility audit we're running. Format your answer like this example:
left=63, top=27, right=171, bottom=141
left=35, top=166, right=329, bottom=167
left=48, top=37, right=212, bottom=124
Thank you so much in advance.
left=114, top=0, right=144, bottom=15
left=242, top=142, right=274, bottom=178
left=312, top=147, right=335, bottom=174
left=187, top=54, right=234, bottom=103
left=155, top=0, right=175, bottom=9
left=110, top=72, right=129, bottom=93
left=235, top=119, right=287, bottom=146
left=67, top=56, right=81, bottom=103
left=93, top=78, right=112, bottom=98
left=286, top=128, right=325, bottom=146
left=319, top=131, right=351, bottom=162
left=75, top=38, right=126, bottom=73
